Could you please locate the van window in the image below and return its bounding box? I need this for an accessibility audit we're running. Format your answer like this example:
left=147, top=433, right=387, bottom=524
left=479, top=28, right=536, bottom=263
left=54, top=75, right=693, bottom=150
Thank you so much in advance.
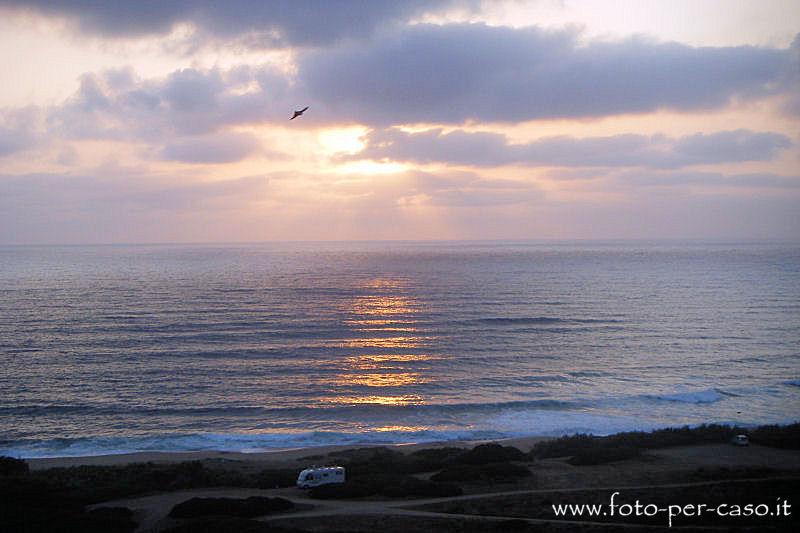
left=305, top=474, right=314, bottom=480
left=323, top=473, right=328, bottom=477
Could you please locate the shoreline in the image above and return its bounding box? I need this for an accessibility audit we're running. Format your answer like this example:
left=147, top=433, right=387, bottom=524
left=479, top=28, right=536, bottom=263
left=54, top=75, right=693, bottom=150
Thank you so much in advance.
left=16, top=420, right=799, bottom=470
left=24, top=435, right=551, bottom=470
left=15, top=418, right=797, bottom=467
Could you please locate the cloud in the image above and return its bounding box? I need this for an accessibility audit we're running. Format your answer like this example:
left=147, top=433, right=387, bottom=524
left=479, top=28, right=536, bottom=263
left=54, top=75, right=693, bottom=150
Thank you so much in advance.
left=0, top=172, right=271, bottom=212
left=49, top=66, right=294, bottom=141
left=0, top=167, right=542, bottom=243
left=0, top=171, right=273, bottom=243
left=354, top=128, right=793, bottom=168
left=780, top=33, right=800, bottom=115
left=403, top=171, right=542, bottom=206
left=34, top=66, right=291, bottom=164
left=160, top=132, right=262, bottom=163
left=0, top=107, right=43, bottom=157
left=0, top=0, right=468, bottom=47
left=618, top=170, right=800, bottom=189
left=301, top=24, right=795, bottom=124
left=2, top=167, right=797, bottom=243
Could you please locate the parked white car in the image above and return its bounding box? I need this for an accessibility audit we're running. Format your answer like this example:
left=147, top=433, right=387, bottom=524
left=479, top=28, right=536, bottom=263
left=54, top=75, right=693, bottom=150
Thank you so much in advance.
left=731, top=434, right=749, bottom=446
left=296, top=466, right=346, bottom=489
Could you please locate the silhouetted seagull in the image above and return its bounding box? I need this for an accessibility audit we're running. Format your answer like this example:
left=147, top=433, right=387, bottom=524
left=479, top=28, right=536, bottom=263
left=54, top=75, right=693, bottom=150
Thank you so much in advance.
left=290, top=106, right=309, bottom=120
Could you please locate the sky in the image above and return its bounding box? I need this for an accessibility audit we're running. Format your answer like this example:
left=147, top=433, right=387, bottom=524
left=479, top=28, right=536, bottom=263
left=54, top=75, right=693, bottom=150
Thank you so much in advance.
left=0, top=0, right=798, bottom=243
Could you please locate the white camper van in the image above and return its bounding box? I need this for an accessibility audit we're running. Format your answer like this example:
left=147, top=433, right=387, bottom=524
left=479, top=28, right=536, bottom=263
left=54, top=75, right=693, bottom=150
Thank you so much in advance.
left=296, top=466, right=346, bottom=489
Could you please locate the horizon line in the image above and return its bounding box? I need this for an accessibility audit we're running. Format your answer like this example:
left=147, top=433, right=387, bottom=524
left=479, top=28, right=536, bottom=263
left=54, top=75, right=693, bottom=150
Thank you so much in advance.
left=3, top=237, right=800, bottom=247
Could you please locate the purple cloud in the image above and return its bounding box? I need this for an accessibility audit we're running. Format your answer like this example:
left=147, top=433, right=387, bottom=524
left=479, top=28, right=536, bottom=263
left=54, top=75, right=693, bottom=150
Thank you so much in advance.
left=302, top=24, right=795, bottom=124
left=160, top=132, right=262, bottom=163
left=354, top=128, right=792, bottom=168
left=0, top=0, right=468, bottom=47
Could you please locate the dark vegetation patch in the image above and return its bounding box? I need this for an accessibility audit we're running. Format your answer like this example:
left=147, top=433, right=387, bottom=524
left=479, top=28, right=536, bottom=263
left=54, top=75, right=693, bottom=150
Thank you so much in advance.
left=0, top=469, right=137, bottom=533
left=162, top=517, right=307, bottom=533
left=749, top=423, right=800, bottom=449
left=169, top=496, right=294, bottom=518
left=0, top=455, right=29, bottom=476
left=566, top=445, right=641, bottom=465
left=431, top=462, right=532, bottom=483
left=404, top=446, right=467, bottom=471
left=0, top=457, right=296, bottom=532
left=455, top=443, right=527, bottom=465
left=297, top=454, right=325, bottom=461
left=325, top=443, right=526, bottom=475
left=308, top=443, right=529, bottom=499
left=309, top=473, right=462, bottom=499
left=530, top=423, right=800, bottom=463
left=275, top=513, right=561, bottom=533
left=379, top=476, right=462, bottom=498
left=32, top=461, right=297, bottom=502
left=690, top=466, right=779, bottom=481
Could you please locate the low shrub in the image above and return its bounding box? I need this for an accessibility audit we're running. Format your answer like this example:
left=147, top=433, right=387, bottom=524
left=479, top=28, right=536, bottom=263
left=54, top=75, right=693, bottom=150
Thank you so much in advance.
left=309, top=473, right=462, bottom=499
left=530, top=424, right=744, bottom=459
left=308, top=479, right=379, bottom=499
left=404, top=447, right=467, bottom=472
left=169, top=496, right=294, bottom=519
left=25, top=461, right=297, bottom=504
left=0, top=475, right=137, bottom=533
left=691, top=466, right=777, bottom=481
left=431, top=462, right=531, bottom=483
left=324, top=444, right=525, bottom=476
left=407, top=447, right=467, bottom=462
left=749, top=423, right=800, bottom=449
left=381, top=476, right=463, bottom=498
left=325, top=447, right=407, bottom=476
left=567, top=445, right=640, bottom=465
left=162, top=517, right=301, bottom=533
left=251, top=468, right=298, bottom=489
left=454, top=443, right=526, bottom=465
left=0, top=456, right=29, bottom=476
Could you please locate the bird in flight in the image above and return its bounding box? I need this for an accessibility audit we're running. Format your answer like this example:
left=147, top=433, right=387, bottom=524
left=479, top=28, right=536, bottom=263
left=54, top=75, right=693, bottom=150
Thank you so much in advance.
left=290, top=106, right=309, bottom=120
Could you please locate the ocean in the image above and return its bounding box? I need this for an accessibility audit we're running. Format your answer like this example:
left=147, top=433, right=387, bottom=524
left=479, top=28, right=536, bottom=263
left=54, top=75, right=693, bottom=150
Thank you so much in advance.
left=1, top=241, right=799, bottom=458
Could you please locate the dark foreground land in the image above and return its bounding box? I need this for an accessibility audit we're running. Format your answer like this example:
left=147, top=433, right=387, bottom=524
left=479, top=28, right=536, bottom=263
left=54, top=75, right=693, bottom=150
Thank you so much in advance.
left=2, top=423, right=799, bottom=532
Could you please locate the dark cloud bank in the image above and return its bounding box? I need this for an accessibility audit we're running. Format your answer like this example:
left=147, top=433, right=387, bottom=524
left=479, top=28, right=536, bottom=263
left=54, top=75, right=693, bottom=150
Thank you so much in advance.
left=0, top=0, right=465, bottom=46
left=302, top=23, right=796, bottom=125
left=354, top=127, right=793, bottom=168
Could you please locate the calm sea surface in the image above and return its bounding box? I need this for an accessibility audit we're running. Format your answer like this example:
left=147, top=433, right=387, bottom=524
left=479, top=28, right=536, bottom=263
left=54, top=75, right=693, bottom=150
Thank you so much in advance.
left=1, top=241, right=799, bottom=457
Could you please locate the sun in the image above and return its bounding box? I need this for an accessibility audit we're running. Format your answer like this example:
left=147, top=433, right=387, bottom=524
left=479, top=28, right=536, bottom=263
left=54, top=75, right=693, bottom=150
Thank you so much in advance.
left=318, top=126, right=369, bottom=156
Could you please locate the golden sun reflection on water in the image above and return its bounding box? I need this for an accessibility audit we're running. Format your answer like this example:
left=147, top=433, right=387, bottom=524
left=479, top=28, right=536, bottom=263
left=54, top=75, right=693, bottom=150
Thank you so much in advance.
left=362, top=278, right=407, bottom=290
left=333, top=372, right=424, bottom=387
left=325, top=394, right=424, bottom=406
left=349, top=295, right=417, bottom=317
left=345, top=318, right=408, bottom=326
left=374, top=425, right=428, bottom=433
left=328, top=278, right=441, bottom=404
left=343, top=353, right=439, bottom=370
left=337, top=335, right=429, bottom=349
